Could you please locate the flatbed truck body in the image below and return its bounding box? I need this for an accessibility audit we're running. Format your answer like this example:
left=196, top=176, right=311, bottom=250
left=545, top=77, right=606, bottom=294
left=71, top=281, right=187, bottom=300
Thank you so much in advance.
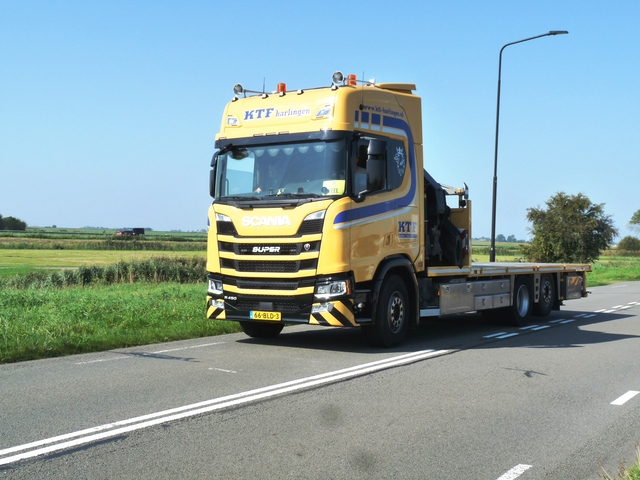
left=205, top=72, right=590, bottom=346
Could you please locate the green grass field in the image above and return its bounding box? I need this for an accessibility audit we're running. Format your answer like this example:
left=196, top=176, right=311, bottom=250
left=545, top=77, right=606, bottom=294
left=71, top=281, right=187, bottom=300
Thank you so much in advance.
left=1, top=233, right=639, bottom=364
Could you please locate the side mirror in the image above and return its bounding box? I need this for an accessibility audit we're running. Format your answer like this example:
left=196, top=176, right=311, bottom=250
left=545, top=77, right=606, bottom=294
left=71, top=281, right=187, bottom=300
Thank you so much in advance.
left=209, top=151, right=219, bottom=198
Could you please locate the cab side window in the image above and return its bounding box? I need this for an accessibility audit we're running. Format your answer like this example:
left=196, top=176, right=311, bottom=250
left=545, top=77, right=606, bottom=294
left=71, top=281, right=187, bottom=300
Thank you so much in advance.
left=386, top=139, right=407, bottom=191
left=351, top=137, right=407, bottom=194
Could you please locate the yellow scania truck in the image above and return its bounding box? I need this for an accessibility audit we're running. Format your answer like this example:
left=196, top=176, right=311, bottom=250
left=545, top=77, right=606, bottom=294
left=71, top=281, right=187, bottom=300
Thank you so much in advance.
left=206, top=72, right=590, bottom=347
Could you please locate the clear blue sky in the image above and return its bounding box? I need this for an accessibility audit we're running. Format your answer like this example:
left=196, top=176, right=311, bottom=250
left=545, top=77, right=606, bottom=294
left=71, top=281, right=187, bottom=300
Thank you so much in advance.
left=1, top=1, right=637, bottom=239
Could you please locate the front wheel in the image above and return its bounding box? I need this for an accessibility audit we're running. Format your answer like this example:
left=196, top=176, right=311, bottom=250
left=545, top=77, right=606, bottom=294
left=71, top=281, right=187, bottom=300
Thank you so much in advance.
left=363, top=274, right=410, bottom=347
left=240, top=321, right=284, bottom=338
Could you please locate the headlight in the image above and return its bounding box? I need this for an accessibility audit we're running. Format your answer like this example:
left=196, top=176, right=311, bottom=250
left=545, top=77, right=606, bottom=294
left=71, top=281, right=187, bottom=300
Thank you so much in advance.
left=208, top=278, right=223, bottom=295
left=304, top=210, right=326, bottom=221
left=315, top=278, right=351, bottom=300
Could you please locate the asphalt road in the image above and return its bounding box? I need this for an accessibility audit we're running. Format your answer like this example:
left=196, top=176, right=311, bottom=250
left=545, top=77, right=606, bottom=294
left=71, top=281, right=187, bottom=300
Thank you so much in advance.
left=1, top=282, right=639, bottom=479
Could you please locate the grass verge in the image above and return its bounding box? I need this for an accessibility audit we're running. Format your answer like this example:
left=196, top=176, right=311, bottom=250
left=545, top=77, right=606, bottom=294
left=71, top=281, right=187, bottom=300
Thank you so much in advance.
left=599, top=444, right=640, bottom=479
left=0, top=282, right=241, bottom=364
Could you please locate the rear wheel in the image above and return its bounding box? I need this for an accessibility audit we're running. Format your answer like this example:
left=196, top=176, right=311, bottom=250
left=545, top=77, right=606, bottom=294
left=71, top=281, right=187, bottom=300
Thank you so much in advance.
left=533, top=274, right=555, bottom=317
left=496, top=276, right=532, bottom=327
left=240, top=321, right=284, bottom=338
left=506, top=277, right=532, bottom=326
left=363, top=274, right=409, bottom=347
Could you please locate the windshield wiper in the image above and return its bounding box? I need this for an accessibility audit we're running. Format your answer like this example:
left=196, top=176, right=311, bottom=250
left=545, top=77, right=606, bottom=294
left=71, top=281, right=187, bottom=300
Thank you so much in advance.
left=275, top=192, right=322, bottom=198
left=223, top=195, right=263, bottom=201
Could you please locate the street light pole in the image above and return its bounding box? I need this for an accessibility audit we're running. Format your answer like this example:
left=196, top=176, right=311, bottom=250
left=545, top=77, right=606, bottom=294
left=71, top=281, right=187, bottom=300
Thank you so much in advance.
left=489, top=30, right=568, bottom=262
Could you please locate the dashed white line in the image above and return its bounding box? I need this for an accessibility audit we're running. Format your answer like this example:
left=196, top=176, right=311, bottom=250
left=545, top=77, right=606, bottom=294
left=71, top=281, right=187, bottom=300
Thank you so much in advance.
left=531, top=325, right=550, bottom=331
left=497, top=333, right=519, bottom=339
left=496, top=463, right=532, bottom=480
left=611, top=391, right=640, bottom=406
left=484, top=332, right=508, bottom=339
left=75, top=342, right=225, bottom=365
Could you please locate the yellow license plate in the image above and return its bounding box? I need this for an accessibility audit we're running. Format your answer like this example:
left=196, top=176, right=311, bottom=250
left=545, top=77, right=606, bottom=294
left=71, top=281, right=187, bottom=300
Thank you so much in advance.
left=250, top=310, right=281, bottom=321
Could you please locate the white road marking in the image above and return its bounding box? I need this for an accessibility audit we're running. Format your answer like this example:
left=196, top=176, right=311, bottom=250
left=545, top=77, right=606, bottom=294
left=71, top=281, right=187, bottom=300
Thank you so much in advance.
left=496, top=464, right=532, bottom=480
left=0, top=348, right=449, bottom=466
left=611, top=391, right=640, bottom=406
left=484, top=332, right=508, bottom=338
left=559, top=319, right=575, bottom=324
left=74, top=342, right=225, bottom=365
left=497, top=333, right=519, bottom=339
left=210, top=368, right=237, bottom=373
left=531, top=325, right=550, bottom=331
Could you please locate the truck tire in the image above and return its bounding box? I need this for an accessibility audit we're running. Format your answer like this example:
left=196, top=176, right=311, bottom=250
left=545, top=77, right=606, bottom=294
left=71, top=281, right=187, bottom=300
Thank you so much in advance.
left=240, top=321, right=284, bottom=338
left=501, top=276, right=533, bottom=326
left=363, top=274, right=409, bottom=347
left=533, top=273, right=555, bottom=317
left=481, top=277, right=533, bottom=327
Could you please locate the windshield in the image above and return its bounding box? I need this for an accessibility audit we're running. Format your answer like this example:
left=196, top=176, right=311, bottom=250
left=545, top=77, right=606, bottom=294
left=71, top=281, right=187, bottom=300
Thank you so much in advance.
left=214, top=139, right=347, bottom=200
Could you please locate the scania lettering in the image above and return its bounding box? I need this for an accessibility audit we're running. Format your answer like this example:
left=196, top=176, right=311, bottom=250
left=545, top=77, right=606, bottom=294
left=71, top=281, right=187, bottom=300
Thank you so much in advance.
left=206, top=72, right=590, bottom=347
left=242, top=216, right=291, bottom=227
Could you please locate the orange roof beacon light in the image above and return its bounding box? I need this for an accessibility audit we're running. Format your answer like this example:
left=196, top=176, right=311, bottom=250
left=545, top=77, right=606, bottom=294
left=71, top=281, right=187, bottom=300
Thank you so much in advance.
left=277, top=83, right=286, bottom=96
left=347, top=74, right=357, bottom=86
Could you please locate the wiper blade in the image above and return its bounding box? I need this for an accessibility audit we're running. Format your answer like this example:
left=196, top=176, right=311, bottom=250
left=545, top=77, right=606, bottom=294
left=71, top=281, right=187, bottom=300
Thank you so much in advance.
left=276, top=192, right=322, bottom=198
left=223, top=195, right=262, bottom=201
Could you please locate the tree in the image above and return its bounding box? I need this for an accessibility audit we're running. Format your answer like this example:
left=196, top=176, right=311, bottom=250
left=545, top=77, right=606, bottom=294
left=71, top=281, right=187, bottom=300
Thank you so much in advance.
left=507, top=235, right=517, bottom=242
left=629, top=209, right=640, bottom=235
left=0, top=215, right=27, bottom=231
left=521, top=192, right=617, bottom=264
left=496, top=234, right=506, bottom=242
left=618, top=236, right=640, bottom=252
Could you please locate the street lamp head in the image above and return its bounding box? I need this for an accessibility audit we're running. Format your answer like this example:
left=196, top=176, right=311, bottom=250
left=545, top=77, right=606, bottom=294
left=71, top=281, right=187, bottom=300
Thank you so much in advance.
left=548, top=30, right=569, bottom=35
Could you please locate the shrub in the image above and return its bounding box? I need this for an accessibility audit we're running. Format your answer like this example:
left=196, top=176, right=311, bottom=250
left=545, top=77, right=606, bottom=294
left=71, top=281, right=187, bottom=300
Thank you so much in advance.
left=617, top=236, right=640, bottom=252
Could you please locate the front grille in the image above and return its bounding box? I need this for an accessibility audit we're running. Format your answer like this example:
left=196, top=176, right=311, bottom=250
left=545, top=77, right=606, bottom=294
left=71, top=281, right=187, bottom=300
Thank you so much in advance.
left=221, top=258, right=317, bottom=273
left=237, top=279, right=299, bottom=290
left=217, top=221, right=237, bottom=236
left=236, top=300, right=301, bottom=313
left=238, top=260, right=298, bottom=273
left=298, top=219, right=323, bottom=235
left=215, top=218, right=323, bottom=238
left=219, top=241, right=320, bottom=255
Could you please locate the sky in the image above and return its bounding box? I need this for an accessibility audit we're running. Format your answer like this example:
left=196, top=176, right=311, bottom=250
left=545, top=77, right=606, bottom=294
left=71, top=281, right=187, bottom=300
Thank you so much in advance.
left=1, top=0, right=638, bottom=239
